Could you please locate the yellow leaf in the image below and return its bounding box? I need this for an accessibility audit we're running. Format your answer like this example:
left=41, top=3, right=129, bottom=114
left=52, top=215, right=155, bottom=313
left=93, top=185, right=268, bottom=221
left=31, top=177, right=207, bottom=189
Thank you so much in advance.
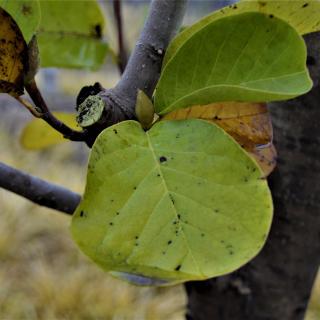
left=163, top=102, right=277, bottom=176
left=0, top=7, right=27, bottom=97
left=20, top=112, right=78, bottom=150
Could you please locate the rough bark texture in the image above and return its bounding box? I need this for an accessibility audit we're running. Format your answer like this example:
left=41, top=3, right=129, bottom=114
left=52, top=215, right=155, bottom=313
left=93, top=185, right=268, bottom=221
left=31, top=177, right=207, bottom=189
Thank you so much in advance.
left=185, top=32, right=320, bottom=320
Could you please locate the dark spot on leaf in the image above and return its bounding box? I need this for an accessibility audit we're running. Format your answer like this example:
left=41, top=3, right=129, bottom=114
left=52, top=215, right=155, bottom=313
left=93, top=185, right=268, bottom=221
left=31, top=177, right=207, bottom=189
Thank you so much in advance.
left=157, top=173, right=161, bottom=177
left=133, top=186, right=137, bottom=190
left=201, top=233, right=205, bottom=237
left=229, top=250, right=234, bottom=255
left=307, top=55, right=316, bottom=66
left=175, top=265, right=181, bottom=271
left=177, top=214, right=181, bottom=219
left=220, top=240, right=225, bottom=244
left=168, top=240, right=172, bottom=245
left=259, top=1, right=267, bottom=6
left=110, top=199, right=114, bottom=202
left=162, top=251, right=166, bottom=255
left=113, top=129, right=118, bottom=134
left=80, top=210, right=84, bottom=217
left=22, top=4, right=32, bottom=15
left=109, top=222, right=114, bottom=226
left=244, top=177, right=248, bottom=182
left=135, top=236, right=139, bottom=239
left=116, top=212, right=120, bottom=215
left=302, top=3, right=309, bottom=8
left=232, top=4, right=238, bottom=9
left=94, top=24, right=102, bottom=38
left=176, top=134, right=180, bottom=138
left=214, top=116, right=221, bottom=120
left=135, top=243, right=139, bottom=246
left=214, top=209, right=219, bottom=213
left=269, top=14, right=274, bottom=18
left=159, top=156, right=167, bottom=163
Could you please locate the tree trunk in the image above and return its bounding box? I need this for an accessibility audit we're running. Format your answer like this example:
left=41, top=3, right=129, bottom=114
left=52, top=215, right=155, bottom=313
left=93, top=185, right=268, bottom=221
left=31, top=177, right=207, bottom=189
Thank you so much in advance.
left=185, top=32, right=320, bottom=320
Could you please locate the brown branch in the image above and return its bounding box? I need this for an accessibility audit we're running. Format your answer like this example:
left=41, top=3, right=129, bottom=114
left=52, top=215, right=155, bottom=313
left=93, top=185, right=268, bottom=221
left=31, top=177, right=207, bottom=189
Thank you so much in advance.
left=0, top=162, right=81, bottom=214
left=113, top=0, right=128, bottom=74
left=25, top=79, right=88, bottom=142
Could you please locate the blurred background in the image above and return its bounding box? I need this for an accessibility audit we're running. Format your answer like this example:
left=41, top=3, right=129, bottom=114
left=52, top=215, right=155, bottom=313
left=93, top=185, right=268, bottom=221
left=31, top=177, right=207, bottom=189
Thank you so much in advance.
left=0, top=1, right=319, bottom=319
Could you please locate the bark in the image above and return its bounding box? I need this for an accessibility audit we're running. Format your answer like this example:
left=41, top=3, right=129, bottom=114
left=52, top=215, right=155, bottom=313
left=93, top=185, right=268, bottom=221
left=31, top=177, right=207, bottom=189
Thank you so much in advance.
left=185, top=32, right=320, bottom=320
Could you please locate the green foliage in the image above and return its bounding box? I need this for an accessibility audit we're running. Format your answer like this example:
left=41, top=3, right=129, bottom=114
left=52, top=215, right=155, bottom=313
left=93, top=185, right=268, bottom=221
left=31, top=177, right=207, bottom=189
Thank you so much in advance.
left=71, top=120, right=272, bottom=285
left=0, top=0, right=108, bottom=70
left=0, top=0, right=40, bottom=43
left=155, top=12, right=312, bottom=115
left=164, top=0, right=320, bottom=66
left=135, top=90, right=155, bottom=129
left=37, top=0, right=108, bottom=69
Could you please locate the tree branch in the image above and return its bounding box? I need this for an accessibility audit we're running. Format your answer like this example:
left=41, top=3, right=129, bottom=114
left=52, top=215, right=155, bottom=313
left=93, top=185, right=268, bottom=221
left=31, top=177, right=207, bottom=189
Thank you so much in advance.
left=113, top=0, right=128, bottom=74
left=25, top=79, right=88, bottom=142
left=81, top=0, right=188, bottom=144
left=0, top=162, right=80, bottom=214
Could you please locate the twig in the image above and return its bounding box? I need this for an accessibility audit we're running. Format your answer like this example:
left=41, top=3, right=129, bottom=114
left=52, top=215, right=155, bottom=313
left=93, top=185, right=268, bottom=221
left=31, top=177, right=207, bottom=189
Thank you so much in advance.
left=113, top=0, right=128, bottom=74
left=25, top=79, right=88, bottom=142
left=0, top=162, right=81, bottom=214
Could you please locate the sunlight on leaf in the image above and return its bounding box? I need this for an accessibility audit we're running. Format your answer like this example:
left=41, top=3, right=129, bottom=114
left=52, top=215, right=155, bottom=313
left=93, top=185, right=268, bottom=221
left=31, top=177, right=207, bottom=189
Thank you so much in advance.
left=164, top=0, right=320, bottom=66
left=71, top=120, right=273, bottom=285
left=0, top=7, right=27, bottom=97
left=37, top=1, right=108, bottom=69
left=20, top=112, right=78, bottom=150
left=155, top=12, right=312, bottom=115
left=0, top=0, right=40, bottom=43
left=163, top=102, right=276, bottom=176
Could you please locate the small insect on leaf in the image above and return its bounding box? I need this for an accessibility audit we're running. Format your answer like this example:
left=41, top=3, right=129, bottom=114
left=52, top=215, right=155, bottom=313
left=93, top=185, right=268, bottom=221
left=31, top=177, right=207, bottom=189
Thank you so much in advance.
left=163, top=102, right=277, bottom=176
left=0, top=7, right=27, bottom=97
left=135, top=89, right=155, bottom=129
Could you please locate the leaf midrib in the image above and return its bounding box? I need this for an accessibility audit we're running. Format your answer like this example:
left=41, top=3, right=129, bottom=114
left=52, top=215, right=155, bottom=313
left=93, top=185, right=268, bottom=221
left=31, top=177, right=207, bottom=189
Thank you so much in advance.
left=145, top=131, right=202, bottom=276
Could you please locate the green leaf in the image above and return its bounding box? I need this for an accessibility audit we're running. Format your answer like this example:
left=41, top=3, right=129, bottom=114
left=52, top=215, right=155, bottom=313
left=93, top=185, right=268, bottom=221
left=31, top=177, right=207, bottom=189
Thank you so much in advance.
left=164, top=0, right=320, bottom=67
left=20, top=112, right=78, bottom=150
left=37, top=0, right=108, bottom=69
left=71, top=119, right=272, bottom=285
left=155, top=12, right=312, bottom=115
left=0, top=0, right=40, bottom=43
left=135, top=90, right=155, bottom=129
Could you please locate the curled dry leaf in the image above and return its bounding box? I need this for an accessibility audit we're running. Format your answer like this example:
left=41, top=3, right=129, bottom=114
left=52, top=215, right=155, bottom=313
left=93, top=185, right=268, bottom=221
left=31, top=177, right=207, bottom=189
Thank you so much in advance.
left=0, top=7, right=27, bottom=97
left=163, top=102, right=277, bottom=176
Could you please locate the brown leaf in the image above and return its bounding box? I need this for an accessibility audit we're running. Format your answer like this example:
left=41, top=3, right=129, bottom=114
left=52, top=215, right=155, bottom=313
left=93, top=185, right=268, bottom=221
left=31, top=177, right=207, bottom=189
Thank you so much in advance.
left=0, top=7, right=27, bottom=97
left=163, top=102, right=277, bottom=176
